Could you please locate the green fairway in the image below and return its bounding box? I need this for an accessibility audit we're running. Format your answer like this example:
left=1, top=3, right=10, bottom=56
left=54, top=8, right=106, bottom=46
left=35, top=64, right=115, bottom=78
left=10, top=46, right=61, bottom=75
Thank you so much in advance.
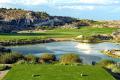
left=48, top=27, right=118, bottom=36
left=0, top=27, right=118, bottom=42
left=3, top=64, right=115, bottom=80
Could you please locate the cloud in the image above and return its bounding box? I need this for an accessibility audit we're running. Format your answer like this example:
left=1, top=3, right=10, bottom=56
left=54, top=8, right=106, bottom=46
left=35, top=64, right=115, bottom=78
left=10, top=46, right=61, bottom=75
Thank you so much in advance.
left=58, top=6, right=95, bottom=10
left=53, top=0, right=120, bottom=10
left=0, top=0, right=120, bottom=11
left=18, top=0, right=48, bottom=5
left=53, top=0, right=120, bottom=5
left=0, top=0, right=49, bottom=6
left=78, top=0, right=120, bottom=5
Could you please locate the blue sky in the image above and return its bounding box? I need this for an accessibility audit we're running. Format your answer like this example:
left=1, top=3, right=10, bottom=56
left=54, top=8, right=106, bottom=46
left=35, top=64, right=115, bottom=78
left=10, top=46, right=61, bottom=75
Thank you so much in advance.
left=0, top=0, right=120, bottom=20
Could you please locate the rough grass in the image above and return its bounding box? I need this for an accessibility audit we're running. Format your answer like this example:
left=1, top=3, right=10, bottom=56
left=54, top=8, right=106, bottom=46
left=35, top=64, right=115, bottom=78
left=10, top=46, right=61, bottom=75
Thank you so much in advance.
left=0, top=35, right=47, bottom=42
left=3, top=64, right=115, bottom=80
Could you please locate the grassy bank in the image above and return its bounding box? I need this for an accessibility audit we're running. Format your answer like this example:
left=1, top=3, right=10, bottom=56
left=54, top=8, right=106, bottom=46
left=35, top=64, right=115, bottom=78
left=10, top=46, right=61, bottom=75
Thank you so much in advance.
left=3, top=64, right=115, bottom=80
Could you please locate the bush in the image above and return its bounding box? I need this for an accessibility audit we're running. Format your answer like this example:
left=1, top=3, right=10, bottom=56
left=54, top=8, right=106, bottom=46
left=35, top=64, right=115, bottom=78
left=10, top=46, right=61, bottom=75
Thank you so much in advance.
left=112, top=67, right=120, bottom=73
left=106, top=64, right=116, bottom=69
left=39, top=53, right=56, bottom=63
left=15, top=60, right=27, bottom=64
left=25, top=54, right=38, bottom=64
left=60, top=53, right=81, bottom=65
left=98, top=60, right=115, bottom=67
left=0, top=53, right=24, bottom=64
left=106, top=64, right=120, bottom=73
left=0, top=65, right=9, bottom=71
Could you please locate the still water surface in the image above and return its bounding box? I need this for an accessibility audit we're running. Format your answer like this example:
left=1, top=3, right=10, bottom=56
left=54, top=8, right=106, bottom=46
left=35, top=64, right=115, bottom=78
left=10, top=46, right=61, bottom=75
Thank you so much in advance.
left=6, top=41, right=120, bottom=64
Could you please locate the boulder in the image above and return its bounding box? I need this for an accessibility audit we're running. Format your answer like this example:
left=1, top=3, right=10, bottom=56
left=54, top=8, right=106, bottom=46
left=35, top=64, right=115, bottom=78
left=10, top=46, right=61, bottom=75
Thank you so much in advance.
left=92, top=34, right=113, bottom=40
left=76, top=35, right=84, bottom=39
left=112, top=30, right=120, bottom=41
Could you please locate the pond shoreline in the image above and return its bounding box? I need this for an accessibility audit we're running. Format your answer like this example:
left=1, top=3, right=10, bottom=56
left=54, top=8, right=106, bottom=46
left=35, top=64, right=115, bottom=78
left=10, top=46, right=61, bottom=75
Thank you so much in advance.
left=0, top=38, right=119, bottom=46
left=102, top=50, right=120, bottom=58
left=0, top=38, right=73, bottom=46
left=0, top=39, right=56, bottom=46
left=5, top=41, right=120, bottom=64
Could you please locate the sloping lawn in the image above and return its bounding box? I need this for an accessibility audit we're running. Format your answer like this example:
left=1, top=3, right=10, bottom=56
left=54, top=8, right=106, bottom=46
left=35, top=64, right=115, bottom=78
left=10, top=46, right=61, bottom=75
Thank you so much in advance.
left=3, top=64, right=115, bottom=80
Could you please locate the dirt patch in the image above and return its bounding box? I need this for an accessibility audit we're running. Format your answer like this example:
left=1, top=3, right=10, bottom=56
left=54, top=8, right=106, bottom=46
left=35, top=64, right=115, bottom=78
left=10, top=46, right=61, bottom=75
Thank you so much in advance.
left=0, top=70, right=9, bottom=80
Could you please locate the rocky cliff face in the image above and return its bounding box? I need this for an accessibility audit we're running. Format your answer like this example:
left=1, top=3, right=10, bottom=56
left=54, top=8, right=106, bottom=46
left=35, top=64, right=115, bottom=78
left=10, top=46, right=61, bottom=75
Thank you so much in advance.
left=0, top=9, right=46, bottom=31
left=0, top=8, right=76, bottom=32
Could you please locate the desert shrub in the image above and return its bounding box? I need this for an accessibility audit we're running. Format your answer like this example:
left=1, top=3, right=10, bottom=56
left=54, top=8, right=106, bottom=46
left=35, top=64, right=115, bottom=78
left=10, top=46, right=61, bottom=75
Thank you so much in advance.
left=39, top=53, right=56, bottom=63
left=98, top=60, right=115, bottom=67
left=106, top=64, right=116, bottom=69
left=85, top=36, right=100, bottom=42
left=25, top=54, right=38, bottom=64
left=60, top=53, right=81, bottom=65
left=106, top=64, right=120, bottom=73
left=0, top=53, right=24, bottom=64
left=15, top=60, right=27, bottom=64
left=112, top=67, right=120, bottom=73
left=0, top=65, right=6, bottom=71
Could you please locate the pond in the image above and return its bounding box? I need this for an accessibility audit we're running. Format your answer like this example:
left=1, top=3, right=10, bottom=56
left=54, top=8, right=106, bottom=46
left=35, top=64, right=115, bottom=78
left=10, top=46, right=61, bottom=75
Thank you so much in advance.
left=6, top=41, right=120, bottom=64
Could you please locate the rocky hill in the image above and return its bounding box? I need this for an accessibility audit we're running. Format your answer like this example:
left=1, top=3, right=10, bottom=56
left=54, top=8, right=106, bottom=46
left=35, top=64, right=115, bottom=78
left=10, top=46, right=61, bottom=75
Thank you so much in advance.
left=0, top=8, right=76, bottom=32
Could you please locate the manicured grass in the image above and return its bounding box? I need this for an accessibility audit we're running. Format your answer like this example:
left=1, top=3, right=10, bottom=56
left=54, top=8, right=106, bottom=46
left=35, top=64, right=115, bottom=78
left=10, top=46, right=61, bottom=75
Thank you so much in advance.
left=0, top=27, right=118, bottom=42
left=48, top=27, right=118, bottom=36
left=3, top=64, right=115, bottom=80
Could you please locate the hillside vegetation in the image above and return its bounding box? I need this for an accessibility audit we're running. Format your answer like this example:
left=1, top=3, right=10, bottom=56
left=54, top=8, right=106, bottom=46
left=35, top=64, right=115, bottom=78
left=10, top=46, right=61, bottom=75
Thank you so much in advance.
left=0, top=8, right=49, bottom=20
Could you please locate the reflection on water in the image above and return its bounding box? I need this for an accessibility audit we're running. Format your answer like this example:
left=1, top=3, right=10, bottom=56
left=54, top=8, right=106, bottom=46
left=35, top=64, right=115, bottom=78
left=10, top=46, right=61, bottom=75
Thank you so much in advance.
left=75, top=43, right=93, bottom=54
left=6, top=41, right=120, bottom=64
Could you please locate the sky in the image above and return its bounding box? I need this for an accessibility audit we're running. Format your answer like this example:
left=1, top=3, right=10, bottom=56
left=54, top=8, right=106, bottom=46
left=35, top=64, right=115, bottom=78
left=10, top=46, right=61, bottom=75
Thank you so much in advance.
left=0, top=0, right=120, bottom=20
